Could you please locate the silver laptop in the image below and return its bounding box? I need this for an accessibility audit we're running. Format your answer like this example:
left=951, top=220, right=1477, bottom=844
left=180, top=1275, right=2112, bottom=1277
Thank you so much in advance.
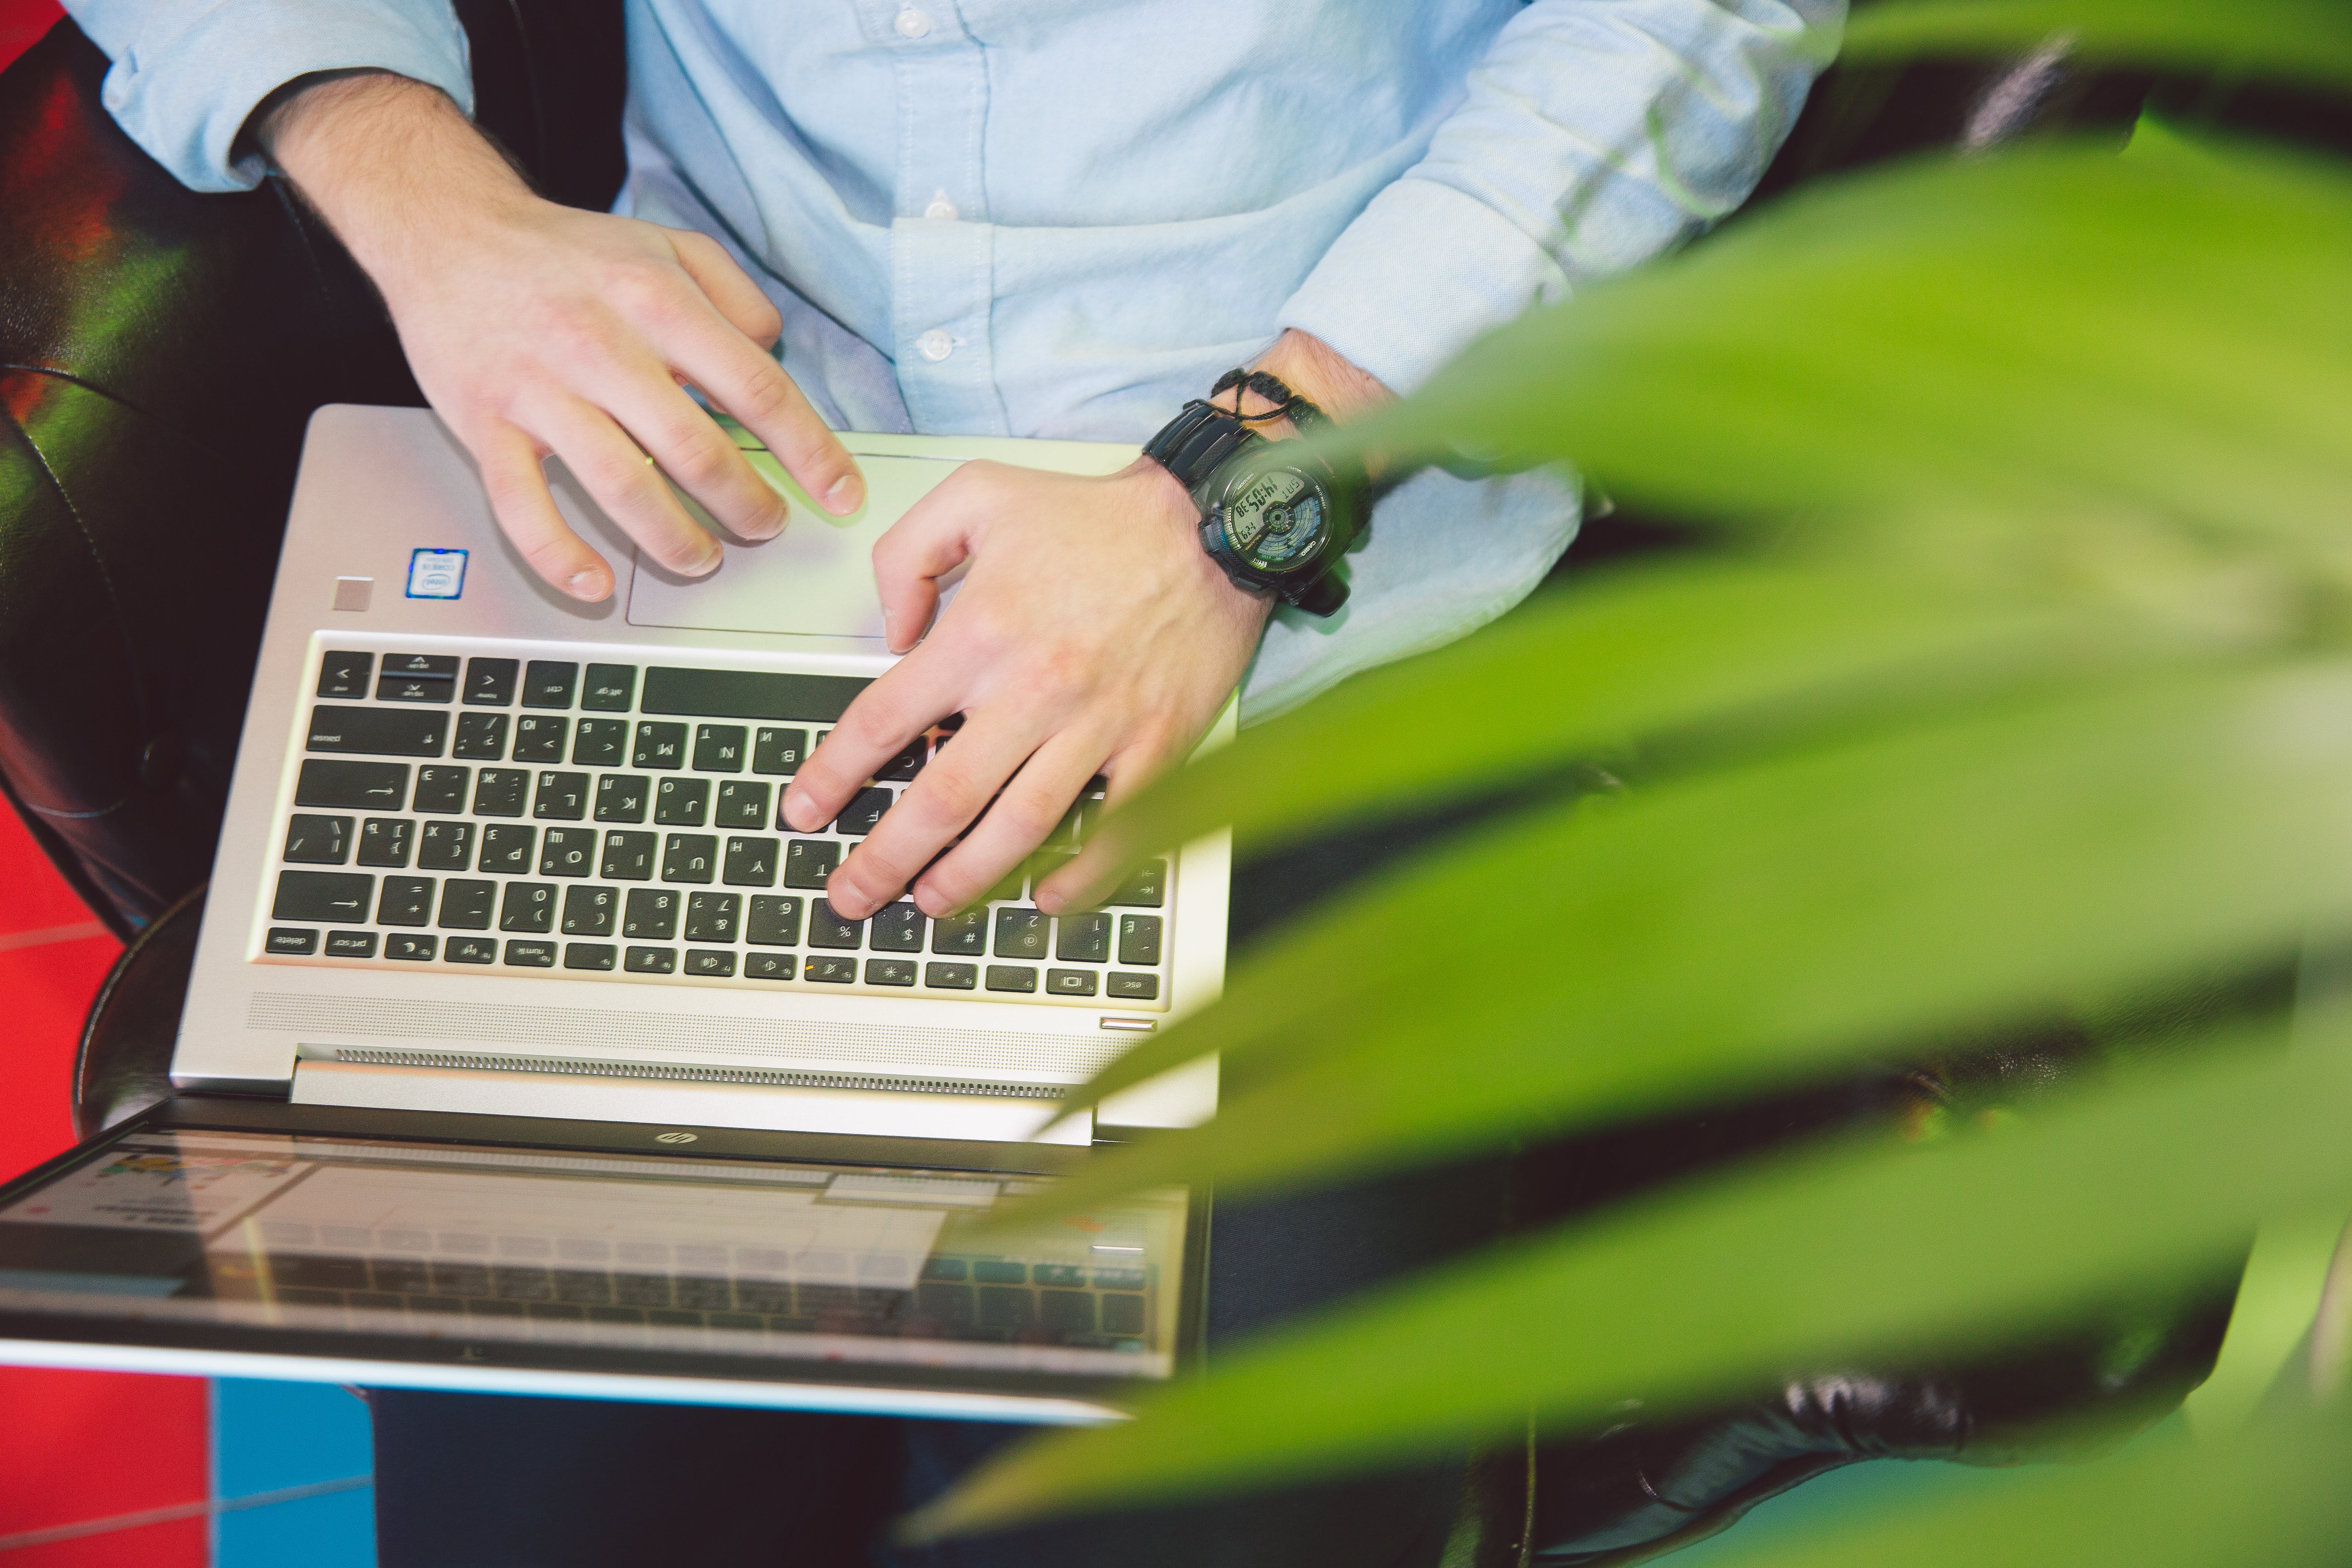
left=0, top=405, right=1225, bottom=1423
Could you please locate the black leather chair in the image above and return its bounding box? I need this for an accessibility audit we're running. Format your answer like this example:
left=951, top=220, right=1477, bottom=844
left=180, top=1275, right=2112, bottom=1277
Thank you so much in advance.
left=0, top=10, right=2258, bottom=1565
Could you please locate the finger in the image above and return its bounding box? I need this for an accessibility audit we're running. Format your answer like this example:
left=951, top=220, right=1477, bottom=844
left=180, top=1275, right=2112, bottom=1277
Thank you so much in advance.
left=655, top=305, right=866, bottom=517
left=870, top=467, right=991, bottom=653
left=470, top=417, right=614, bottom=600
left=826, top=701, right=1056, bottom=920
left=1036, top=738, right=1188, bottom=914
left=912, top=728, right=1107, bottom=920
left=594, top=366, right=788, bottom=541
left=781, top=644, right=962, bottom=838
left=664, top=227, right=783, bottom=347
left=530, top=395, right=723, bottom=577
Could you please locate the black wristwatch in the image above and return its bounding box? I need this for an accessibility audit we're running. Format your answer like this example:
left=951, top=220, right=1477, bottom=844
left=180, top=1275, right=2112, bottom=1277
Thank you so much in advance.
left=1142, top=368, right=1365, bottom=617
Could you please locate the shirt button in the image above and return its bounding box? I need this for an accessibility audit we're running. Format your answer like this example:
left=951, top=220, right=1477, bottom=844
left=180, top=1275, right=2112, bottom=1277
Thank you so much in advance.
left=924, top=191, right=959, bottom=221
left=894, top=7, right=932, bottom=38
left=917, top=329, right=955, bottom=363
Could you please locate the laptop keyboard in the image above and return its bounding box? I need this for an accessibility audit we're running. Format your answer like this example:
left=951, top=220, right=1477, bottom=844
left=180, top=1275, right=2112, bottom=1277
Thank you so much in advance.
left=259, top=642, right=1172, bottom=1010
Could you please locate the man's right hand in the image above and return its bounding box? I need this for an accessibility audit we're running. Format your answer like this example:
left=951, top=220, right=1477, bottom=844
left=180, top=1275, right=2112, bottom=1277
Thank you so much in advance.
left=259, top=71, right=864, bottom=601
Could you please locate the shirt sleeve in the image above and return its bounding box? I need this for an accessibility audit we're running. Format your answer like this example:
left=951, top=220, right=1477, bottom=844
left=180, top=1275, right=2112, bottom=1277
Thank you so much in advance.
left=62, top=0, right=474, bottom=193
left=1277, top=0, right=1844, bottom=395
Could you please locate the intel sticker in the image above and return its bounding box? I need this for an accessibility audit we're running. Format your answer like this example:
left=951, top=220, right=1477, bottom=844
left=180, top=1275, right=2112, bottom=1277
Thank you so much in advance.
left=406, top=548, right=468, bottom=599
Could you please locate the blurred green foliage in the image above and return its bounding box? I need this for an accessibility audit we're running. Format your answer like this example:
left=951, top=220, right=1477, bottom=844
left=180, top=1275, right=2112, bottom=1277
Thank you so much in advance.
left=916, top=3, right=2352, bottom=1553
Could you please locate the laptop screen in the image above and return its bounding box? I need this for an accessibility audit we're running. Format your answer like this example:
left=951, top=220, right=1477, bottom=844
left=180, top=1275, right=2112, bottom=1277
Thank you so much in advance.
left=0, top=1125, right=1187, bottom=1394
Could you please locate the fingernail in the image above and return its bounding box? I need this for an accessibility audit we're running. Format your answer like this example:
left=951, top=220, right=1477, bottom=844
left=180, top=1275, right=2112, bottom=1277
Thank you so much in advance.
left=824, top=473, right=864, bottom=514
left=914, top=886, right=951, bottom=918
left=746, top=504, right=787, bottom=541
left=687, top=546, right=721, bottom=576
left=782, top=792, right=819, bottom=832
left=567, top=569, right=608, bottom=600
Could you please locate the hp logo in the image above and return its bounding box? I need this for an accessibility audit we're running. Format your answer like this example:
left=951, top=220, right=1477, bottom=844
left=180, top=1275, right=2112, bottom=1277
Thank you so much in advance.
left=655, top=1131, right=699, bottom=1144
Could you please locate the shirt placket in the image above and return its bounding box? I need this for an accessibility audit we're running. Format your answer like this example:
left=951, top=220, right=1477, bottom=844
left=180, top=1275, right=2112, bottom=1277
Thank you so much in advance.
left=865, top=0, right=1003, bottom=435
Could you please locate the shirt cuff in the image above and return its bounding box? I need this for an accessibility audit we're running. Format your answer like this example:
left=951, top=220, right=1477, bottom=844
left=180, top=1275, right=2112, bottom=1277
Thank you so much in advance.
left=97, top=0, right=473, bottom=193
left=1276, top=176, right=1577, bottom=397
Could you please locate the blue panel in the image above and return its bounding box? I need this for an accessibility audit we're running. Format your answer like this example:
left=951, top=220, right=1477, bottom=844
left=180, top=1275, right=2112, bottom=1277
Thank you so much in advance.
left=212, top=1379, right=376, bottom=1568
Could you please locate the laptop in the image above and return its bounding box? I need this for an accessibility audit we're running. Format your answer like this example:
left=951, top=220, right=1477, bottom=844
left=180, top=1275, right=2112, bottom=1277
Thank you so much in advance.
left=0, top=405, right=1226, bottom=1424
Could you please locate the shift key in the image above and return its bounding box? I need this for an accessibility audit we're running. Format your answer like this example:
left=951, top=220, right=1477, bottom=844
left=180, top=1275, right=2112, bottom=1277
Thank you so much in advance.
left=307, top=705, right=446, bottom=757
left=274, top=870, right=374, bottom=922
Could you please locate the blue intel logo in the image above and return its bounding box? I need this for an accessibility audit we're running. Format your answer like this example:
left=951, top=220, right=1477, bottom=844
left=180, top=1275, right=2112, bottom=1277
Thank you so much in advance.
left=406, top=548, right=468, bottom=599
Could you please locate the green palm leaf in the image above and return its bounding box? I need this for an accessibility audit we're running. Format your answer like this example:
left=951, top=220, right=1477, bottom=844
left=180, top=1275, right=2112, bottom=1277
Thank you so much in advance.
left=1842, top=0, right=2352, bottom=89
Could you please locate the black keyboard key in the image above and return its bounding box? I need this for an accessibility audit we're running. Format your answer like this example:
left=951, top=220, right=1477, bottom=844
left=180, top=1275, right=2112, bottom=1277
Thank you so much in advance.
left=512, top=715, right=569, bottom=763
left=602, top=831, right=657, bottom=880
left=744, top=951, right=795, bottom=981
left=924, top=962, right=978, bottom=990
left=993, top=908, right=1049, bottom=960
left=416, top=820, right=474, bottom=871
left=1109, top=859, right=1168, bottom=908
left=805, top=901, right=862, bottom=949
left=684, top=948, right=737, bottom=977
left=445, top=935, right=497, bottom=964
left=1107, top=972, right=1159, bottom=1001
left=378, top=876, right=434, bottom=926
left=533, top=771, right=591, bottom=820
left=1056, top=912, right=1110, bottom=963
left=472, top=768, right=528, bottom=817
left=477, top=824, right=536, bottom=873
left=1099, top=1294, right=1146, bottom=1336
left=539, top=826, right=596, bottom=877
left=1118, top=914, right=1163, bottom=967
left=572, top=718, right=628, bottom=767
left=564, top=942, right=617, bottom=971
left=385, top=654, right=459, bottom=678
left=623, top=889, right=681, bottom=940
left=1046, top=968, right=1098, bottom=997
left=978, top=1286, right=1036, bottom=1330
left=581, top=664, right=637, bottom=711
left=504, top=940, right=557, bottom=968
left=834, top=787, right=891, bottom=837
left=562, top=885, right=619, bottom=937
left=378, top=673, right=455, bottom=704
left=282, top=814, right=351, bottom=864
left=523, top=661, right=578, bottom=708
left=869, top=902, right=924, bottom=952
left=266, top=927, right=319, bottom=955
left=783, top=839, right=839, bottom=890
left=746, top=896, right=802, bottom=946
left=653, top=777, right=710, bottom=826
left=864, top=958, right=916, bottom=987
left=413, top=765, right=470, bottom=814
left=693, top=724, right=747, bottom=773
left=325, top=930, right=377, bottom=958
left=386, top=933, right=437, bottom=961
left=661, top=833, right=717, bottom=883
left=316, top=651, right=372, bottom=698
left=986, top=964, right=1039, bottom=993
left=722, top=835, right=778, bottom=886
left=876, top=740, right=927, bottom=782
left=625, top=946, right=677, bottom=974
left=639, top=666, right=868, bottom=723
left=1040, top=1290, right=1095, bottom=1334
left=295, top=759, right=408, bottom=810
left=633, top=721, right=687, bottom=769
left=465, top=657, right=517, bottom=705
left=273, top=870, right=373, bottom=922
left=501, top=881, right=557, bottom=933
left=307, top=705, right=445, bottom=757
left=684, top=891, right=740, bottom=943
left=804, top=955, right=857, bottom=984
left=452, top=713, right=508, bottom=760
left=930, top=909, right=987, bottom=955
left=595, top=774, right=649, bottom=823
left=439, top=880, right=497, bottom=929
left=712, top=780, right=770, bottom=829
left=752, top=727, right=809, bottom=775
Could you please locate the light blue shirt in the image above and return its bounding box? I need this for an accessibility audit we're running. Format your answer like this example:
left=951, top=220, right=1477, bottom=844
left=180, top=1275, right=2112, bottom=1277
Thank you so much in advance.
left=67, top=0, right=1840, bottom=719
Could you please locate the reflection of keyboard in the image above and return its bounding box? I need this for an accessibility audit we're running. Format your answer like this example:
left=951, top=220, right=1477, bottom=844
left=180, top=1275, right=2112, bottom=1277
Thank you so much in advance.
left=213, top=1243, right=1154, bottom=1348
left=260, top=641, right=1171, bottom=1010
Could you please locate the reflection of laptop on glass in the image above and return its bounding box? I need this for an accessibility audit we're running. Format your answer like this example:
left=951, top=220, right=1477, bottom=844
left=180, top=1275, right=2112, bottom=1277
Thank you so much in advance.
left=0, top=406, right=1226, bottom=1423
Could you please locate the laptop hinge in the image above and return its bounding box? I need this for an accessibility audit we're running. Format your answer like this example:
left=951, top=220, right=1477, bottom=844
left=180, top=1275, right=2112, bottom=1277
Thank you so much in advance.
left=290, top=1060, right=1092, bottom=1145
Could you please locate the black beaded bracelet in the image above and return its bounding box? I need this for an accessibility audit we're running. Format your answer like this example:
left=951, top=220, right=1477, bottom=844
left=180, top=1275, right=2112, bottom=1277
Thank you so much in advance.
left=1209, top=366, right=1330, bottom=434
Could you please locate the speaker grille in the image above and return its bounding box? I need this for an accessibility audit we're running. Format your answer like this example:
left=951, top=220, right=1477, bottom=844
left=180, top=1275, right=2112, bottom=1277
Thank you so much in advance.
left=247, top=992, right=1118, bottom=1082
left=322, top=1046, right=1064, bottom=1100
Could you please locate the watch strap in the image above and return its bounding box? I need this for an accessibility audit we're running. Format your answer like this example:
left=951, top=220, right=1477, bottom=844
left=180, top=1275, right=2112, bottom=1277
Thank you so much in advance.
left=1142, top=399, right=1257, bottom=492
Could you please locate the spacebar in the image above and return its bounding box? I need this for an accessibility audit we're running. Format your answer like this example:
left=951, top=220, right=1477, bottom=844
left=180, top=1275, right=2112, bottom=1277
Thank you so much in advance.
left=639, top=667, right=872, bottom=724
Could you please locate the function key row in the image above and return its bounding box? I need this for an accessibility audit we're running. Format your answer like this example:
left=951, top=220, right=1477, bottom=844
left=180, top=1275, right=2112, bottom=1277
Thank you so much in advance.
left=318, top=653, right=637, bottom=712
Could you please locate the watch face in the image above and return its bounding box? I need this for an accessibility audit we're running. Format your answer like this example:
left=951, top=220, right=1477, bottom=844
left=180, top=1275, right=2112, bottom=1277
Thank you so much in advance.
left=1217, top=462, right=1332, bottom=576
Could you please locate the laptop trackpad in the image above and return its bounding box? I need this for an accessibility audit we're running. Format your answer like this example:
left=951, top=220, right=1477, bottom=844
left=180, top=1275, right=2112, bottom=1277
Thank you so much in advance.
left=625, top=452, right=964, bottom=640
